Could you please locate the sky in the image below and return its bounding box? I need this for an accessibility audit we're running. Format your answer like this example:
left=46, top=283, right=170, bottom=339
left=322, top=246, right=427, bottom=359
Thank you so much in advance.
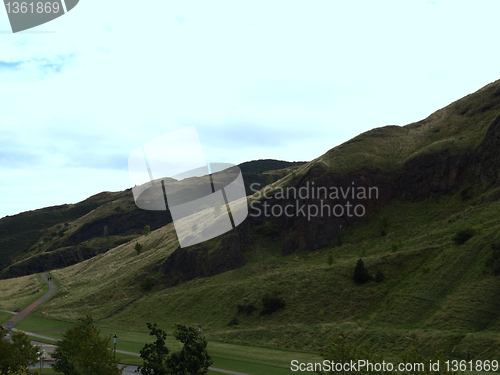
left=1, top=0, right=499, bottom=218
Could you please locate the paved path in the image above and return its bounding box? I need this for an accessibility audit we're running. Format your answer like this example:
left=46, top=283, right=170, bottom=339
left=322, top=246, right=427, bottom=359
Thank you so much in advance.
left=8, top=273, right=56, bottom=326
left=25, top=336, right=250, bottom=375
left=12, top=275, right=249, bottom=375
left=0, top=309, right=17, bottom=314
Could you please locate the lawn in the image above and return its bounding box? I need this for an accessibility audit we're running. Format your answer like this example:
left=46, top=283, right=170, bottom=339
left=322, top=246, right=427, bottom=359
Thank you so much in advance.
left=0, top=311, right=14, bottom=324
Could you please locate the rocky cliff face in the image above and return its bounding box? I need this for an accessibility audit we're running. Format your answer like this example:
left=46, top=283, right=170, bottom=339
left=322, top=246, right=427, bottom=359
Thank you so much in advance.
left=0, top=246, right=107, bottom=279
left=158, top=85, right=500, bottom=285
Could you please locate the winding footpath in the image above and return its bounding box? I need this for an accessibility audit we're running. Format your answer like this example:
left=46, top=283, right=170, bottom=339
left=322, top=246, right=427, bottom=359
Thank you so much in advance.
left=10, top=273, right=249, bottom=375
left=7, top=273, right=56, bottom=326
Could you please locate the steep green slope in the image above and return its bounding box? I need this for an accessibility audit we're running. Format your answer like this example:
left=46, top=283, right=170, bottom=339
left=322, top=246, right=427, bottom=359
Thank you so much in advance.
left=2, top=80, right=500, bottom=363
left=20, top=79, right=500, bottom=360
left=27, top=188, right=500, bottom=359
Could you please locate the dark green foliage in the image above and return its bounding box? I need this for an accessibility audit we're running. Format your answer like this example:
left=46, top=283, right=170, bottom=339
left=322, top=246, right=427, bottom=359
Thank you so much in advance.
left=135, top=242, right=143, bottom=255
left=228, top=317, right=239, bottom=326
left=327, top=253, right=334, bottom=267
left=237, top=303, right=256, bottom=315
left=138, top=323, right=170, bottom=375
left=166, top=324, right=212, bottom=375
left=353, top=259, right=371, bottom=284
left=143, top=225, right=151, bottom=236
left=52, top=314, right=121, bottom=375
left=380, top=229, right=387, bottom=237
left=452, top=228, right=476, bottom=245
left=261, top=292, right=285, bottom=315
left=141, top=276, right=153, bottom=292
left=0, top=329, right=40, bottom=373
left=375, top=269, right=385, bottom=282
left=138, top=323, right=212, bottom=375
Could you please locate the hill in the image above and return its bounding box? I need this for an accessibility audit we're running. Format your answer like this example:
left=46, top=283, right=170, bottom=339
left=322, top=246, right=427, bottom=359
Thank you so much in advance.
left=0, top=159, right=305, bottom=278
left=1, top=79, right=500, bottom=367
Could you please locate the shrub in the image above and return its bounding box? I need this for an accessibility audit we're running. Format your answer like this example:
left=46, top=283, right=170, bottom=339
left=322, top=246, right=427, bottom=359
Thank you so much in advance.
left=141, top=276, right=153, bottom=291
left=237, top=303, right=256, bottom=315
left=375, top=269, right=385, bottom=282
left=452, top=228, right=475, bottom=245
left=327, top=253, right=334, bottom=267
left=227, top=317, right=239, bottom=326
left=236, top=303, right=257, bottom=315
left=52, top=314, right=120, bottom=375
left=353, top=259, right=371, bottom=284
left=143, top=225, right=151, bottom=236
left=135, top=243, right=143, bottom=255
left=261, top=293, right=285, bottom=315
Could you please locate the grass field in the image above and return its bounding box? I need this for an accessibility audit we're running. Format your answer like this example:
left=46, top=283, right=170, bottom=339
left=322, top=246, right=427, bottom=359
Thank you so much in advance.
left=0, top=311, right=13, bottom=324
left=0, top=189, right=492, bottom=373
left=0, top=273, right=44, bottom=312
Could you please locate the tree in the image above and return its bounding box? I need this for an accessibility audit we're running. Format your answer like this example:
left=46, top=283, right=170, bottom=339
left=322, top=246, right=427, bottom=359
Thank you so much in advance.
left=138, top=323, right=212, bottom=375
left=138, top=323, right=170, bottom=375
left=52, top=314, right=122, bottom=375
left=261, top=292, right=285, bottom=315
left=135, top=242, right=144, bottom=255
left=143, top=225, right=151, bottom=236
left=166, top=324, right=212, bottom=374
left=0, top=329, right=40, bottom=373
left=327, top=253, right=334, bottom=268
left=353, top=259, right=371, bottom=284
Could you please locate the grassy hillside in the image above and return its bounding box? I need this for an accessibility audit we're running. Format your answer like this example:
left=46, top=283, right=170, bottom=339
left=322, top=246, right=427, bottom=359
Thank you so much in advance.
left=1, top=81, right=500, bottom=373
left=0, top=160, right=302, bottom=279
left=8, top=187, right=495, bottom=361
left=295, top=79, right=500, bottom=177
